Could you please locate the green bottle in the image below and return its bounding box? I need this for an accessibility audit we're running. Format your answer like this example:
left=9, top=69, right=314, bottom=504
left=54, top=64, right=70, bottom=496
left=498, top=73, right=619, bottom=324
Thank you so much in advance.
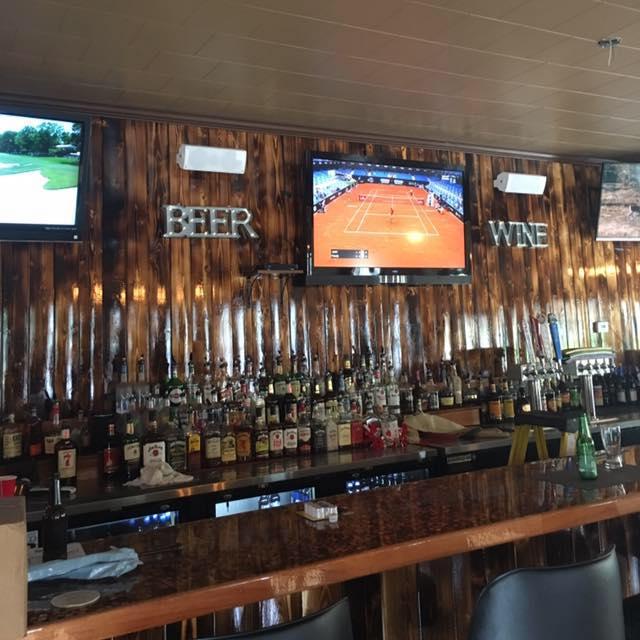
left=576, top=414, right=598, bottom=480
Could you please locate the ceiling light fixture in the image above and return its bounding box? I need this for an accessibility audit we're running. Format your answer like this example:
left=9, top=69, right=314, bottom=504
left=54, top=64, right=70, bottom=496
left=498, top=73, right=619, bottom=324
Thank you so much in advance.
left=597, top=36, right=622, bottom=66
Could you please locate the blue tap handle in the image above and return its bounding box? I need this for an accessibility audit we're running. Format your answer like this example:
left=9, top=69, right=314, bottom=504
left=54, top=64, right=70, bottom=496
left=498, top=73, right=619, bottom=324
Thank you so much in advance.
left=548, top=313, right=562, bottom=362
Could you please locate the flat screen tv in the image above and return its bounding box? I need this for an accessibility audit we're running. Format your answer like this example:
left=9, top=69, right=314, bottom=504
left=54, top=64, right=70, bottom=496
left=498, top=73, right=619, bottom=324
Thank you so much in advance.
left=0, top=107, right=88, bottom=242
left=597, top=162, right=640, bottom=241
left=304, top=152, right=471, bottom=285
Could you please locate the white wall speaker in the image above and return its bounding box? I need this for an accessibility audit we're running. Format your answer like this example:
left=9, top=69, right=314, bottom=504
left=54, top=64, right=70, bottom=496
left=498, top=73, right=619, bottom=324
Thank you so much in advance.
left=176, top=144, right=247, bottom=174
left=493, top=172, right=547, bottom=195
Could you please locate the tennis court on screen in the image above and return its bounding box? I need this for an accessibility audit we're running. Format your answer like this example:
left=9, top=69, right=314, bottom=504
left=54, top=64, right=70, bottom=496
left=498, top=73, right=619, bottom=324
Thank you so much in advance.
left=313, top=182, right=465, bottom=269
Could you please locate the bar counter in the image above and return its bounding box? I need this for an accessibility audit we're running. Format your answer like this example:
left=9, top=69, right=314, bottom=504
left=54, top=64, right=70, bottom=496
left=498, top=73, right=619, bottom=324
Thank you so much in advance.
left=27, top=446, right=640, bottom=640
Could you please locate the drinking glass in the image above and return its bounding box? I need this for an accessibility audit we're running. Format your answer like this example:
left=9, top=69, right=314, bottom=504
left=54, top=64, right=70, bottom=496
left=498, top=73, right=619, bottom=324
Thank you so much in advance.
left=600, top=424, right=622, bottom=470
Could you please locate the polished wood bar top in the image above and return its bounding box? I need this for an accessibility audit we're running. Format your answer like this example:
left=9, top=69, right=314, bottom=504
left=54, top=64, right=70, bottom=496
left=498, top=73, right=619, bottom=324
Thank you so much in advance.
left=27, top=447, right=640, bottom=640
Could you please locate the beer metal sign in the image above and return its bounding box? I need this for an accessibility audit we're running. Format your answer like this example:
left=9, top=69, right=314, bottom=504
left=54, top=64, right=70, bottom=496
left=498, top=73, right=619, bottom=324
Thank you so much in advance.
left=163, top=205, right=259, bottom=239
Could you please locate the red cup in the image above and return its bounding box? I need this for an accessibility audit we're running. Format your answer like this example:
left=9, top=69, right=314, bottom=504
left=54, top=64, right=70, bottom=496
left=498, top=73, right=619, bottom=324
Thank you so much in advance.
left=0, top=475, right=17, bottom=497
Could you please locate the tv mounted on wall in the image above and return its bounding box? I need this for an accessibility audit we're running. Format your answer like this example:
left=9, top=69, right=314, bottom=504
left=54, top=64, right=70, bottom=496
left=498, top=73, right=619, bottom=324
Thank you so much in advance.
left=0, top=106, right=88, bottom=242
left=596, top=162, right=640, bottom=242
left=304, top=152, right=471, bottom=285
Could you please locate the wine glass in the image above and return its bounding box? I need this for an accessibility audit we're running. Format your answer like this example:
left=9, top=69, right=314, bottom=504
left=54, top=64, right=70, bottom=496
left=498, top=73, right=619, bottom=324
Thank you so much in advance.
left=600, top=424, right=623, bottom=470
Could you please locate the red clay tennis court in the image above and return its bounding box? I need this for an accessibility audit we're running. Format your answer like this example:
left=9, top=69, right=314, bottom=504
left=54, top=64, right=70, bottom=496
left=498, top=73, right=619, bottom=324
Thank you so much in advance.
left=313, top=183, right=465, bottom=268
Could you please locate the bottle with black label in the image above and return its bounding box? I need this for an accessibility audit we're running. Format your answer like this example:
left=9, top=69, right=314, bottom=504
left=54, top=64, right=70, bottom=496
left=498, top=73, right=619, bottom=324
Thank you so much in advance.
left=103, top=423, right=122, bottom=481
left=55, top=426, right=78, bottom=487
left=254, top=402, right=269, bottom=460
left=517, top=386, right=532, bottom=414
left=593, top=373, right=605, bottom=408
left=122, top=421, right=141, bottom=481
left=42, top=473, right=67, bottom=562
left=221, top=413, right=237, bottom=465
left=487, top=384, right=503, bottom=424
left=166, top=418, right=187, bottom=472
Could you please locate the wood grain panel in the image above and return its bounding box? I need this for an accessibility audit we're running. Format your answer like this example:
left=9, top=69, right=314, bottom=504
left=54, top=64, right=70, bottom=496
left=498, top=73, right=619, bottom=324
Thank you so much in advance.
left=0, top=115, right=628, bottom=411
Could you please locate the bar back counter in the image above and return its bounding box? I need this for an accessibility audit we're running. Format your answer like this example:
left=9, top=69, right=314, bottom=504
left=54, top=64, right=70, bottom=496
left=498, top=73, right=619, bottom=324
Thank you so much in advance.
left=26, top=446, right=640, bottom=640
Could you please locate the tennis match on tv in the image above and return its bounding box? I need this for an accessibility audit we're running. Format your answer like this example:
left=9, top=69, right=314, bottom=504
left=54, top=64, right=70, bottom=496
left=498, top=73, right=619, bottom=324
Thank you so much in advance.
left=311, top=156, right=466, bottom=270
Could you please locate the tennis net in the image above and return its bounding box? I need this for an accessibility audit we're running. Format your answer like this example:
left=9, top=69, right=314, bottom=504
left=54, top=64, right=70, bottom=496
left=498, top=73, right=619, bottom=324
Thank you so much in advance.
left=358, top=194, right=425, bottom=206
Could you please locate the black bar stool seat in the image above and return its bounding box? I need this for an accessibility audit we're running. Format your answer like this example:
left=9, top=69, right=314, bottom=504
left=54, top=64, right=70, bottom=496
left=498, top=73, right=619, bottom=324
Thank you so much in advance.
left=199, top=598, right=353, bottom=640
left=468, top=547, right=624, bottom=640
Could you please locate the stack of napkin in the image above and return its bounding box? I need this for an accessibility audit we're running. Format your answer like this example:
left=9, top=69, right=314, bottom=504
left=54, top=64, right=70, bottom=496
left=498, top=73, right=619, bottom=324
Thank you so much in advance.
left=124, top=461, right=193, bottom=488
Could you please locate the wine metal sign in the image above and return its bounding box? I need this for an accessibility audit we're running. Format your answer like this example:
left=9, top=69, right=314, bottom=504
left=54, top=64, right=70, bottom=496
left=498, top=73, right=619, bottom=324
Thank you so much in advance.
left=487, top=220, right=548, bottom=248
left=163, top=205, right=259, bottom=239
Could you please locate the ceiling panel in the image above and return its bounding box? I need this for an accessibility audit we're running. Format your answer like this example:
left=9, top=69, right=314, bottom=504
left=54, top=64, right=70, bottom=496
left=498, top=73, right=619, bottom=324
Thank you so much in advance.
left=2, top=0, right=640, bottom=158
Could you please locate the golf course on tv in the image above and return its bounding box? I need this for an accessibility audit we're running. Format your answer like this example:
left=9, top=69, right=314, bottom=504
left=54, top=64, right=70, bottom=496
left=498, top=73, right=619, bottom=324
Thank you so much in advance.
left=0, top=152, right=78, bottom=190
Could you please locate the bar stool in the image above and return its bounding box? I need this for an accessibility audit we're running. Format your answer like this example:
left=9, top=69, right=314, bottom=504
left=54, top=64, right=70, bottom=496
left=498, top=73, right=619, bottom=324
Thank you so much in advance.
left=507, top=410, right=581, bottom=466
left=198, top=598, right=353, bottom=640
left=467, top=547, right=624, bottom=640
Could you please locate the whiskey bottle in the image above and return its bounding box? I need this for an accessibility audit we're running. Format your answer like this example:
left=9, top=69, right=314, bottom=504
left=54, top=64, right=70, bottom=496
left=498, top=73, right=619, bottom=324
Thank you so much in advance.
left=103, top=423, right=122, bottom=481
left=42, top=473, right=67, bottom=562
left=2, top=414, right=22, bottom=462
left=236, top=417, right=253, bottom=463
left=55, top=425, right=78, bottom=487
left=203, top=409, right=222, bottom=467
left=273, top=352, right=288, bottom=398
left=220, top=413, right=237, bottom=465
left=166, top=417, right=187, bottom=472
left=254, top=401, right=269, bottom=460
left=186, top=413, right=203, bottom=471
left=487, top=384, right=503, bottom=424
left=141, top=416, right=166, bottom=467
left=44, top=402, right=62, bottom=456
left=122, top=422, right=141, bottom=481
left=28, top=406, right=43, bottom=458
left=268, top=411, right=284, bottom=459
left=501, top=382, right=516, bottom=422
left=311, top=418, right=327, bottom=453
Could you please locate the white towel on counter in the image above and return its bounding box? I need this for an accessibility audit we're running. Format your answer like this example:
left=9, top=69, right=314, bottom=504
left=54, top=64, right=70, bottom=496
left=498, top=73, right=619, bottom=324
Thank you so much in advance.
left=124, top=461, right=193, bottom=488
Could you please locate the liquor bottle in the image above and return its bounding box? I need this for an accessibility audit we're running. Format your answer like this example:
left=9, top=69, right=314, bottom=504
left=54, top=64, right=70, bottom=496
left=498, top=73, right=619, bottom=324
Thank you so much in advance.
left=220, top=413, right=237, bottom=465
left=166, top=417, right=187, bottom=472
left=544, top=380, right=557, bottom=413
left=42, top=473, right=67, bottom=562
left=342, top=352, right=353, bottom=390
left=439, top=383, right=455, bottom=409
left=55, top=425, right=78, bottom=487
left=350, top=398, right=365, bottom=449
left=283, top=385, right=299, bottom=457
left=487, top=383, right=503, bottom=424
left=103, top=423, right=122, bottom=481
left=273, top=352, right=288, bottom=398
left=120, top=355, right=128, bottom=384
left=236, top=416, right=253, bottom=463
left=628, top=370, right=638, bottom=404
left=136, top=354, right=146, bottom=383
left=186, top=413, right=203, bottom=471
left=311, top=417, right=327, bottom=453
left=516, top=386, right=532, bottom=414
left=165, top=359, right=185, bottom=408
left=44, top=402, right=62, bottom=456
left=616, top=369, right=627, bottom=405
left=576, top=414, right=598, bottom=480
left=2, top=414, right=22, bottom=462
left=363, top=395, right=382, bottom=443
left=326, top=415, right=339, bottom=452
left=337, top=405, right=352, bottom=451
left=558, top=376, right=571, bottom=411
left=297, top=412, right=312, bottom=456
left=501, top=382, right=516, bottom=422
left=385, top=365, right=401, bottom=418
left=28, top=406, right=43, bottom=458
left=569, top=379, right=582, bottom=409
left=451, top=364, right=463, bottom=407
left=311, top=382, right=326, bottom=421
left=607, top=372, right=617, bottom=407
left=122, top=421, right=141, bottom=481
left=289, top=353, right=301, bottom=398
left=141, top=415, right=166, bottom=467
left=254, top=401, right=269, bottom=460
left=593, top=373, right=605, bottom=408
left=268, top=410, right=284, bottom=458
left=412, top=372, right=425, bottom=414
left=602, top=373, right=612, bottom=407
left=425, top=369, right=440, bottom=411
left=324, top=375, right=339, bottom=421
left=312, top=352, right=326, bottom=397
left=266, top=381, right=280, bottom=426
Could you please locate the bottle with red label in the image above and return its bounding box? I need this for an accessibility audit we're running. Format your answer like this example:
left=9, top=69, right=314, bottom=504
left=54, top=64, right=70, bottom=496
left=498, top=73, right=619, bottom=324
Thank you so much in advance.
left=103, top=423, right=122, bottom=481
left=55, top=425, right=78, bottom=487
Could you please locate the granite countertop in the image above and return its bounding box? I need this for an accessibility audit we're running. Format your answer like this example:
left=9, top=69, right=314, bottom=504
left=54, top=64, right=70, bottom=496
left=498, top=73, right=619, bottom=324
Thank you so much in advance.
left=27, top=446, right=640, bottom=640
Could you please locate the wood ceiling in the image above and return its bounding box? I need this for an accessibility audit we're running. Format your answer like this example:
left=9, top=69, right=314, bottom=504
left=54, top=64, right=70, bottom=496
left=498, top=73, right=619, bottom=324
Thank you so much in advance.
left=3, top=0, right=640, bottom=159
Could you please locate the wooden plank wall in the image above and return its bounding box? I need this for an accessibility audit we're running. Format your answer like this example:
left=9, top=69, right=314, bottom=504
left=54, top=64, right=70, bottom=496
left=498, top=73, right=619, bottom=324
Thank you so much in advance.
left=0, top=116, right=632, bottom=412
